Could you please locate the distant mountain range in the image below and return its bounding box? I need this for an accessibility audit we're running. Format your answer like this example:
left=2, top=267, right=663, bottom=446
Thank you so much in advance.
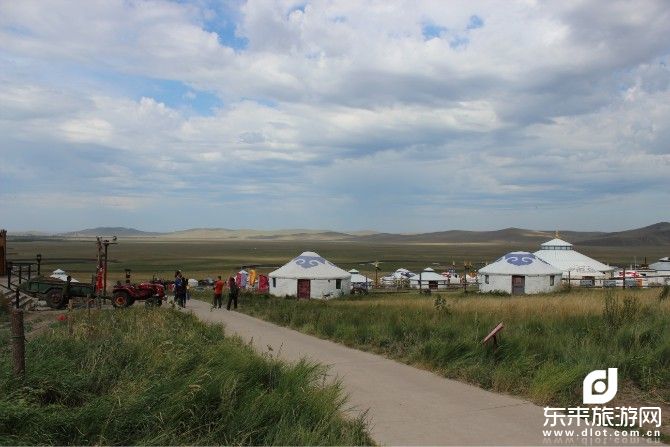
left=9, top=222, right=670, bottom=246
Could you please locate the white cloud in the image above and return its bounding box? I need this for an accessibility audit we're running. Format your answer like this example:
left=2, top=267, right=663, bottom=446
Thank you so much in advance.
left=0, top=0, right=669, bottom=231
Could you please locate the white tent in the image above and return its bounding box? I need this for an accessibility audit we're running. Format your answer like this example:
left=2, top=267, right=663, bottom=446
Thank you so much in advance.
left=187, top=278, right=199, bottom=288
left=380, top=268, right=415, bottom=286
left=565, top=265, right=606, bottom=286
left=646, top=257, right=670, bottom=285
left=409, top=268, right=450, bottom=290
left=50, top=269, right=79, bottom=282
left=269, top=251, right=351, bottom=299
left=649, top=257, right=670, bottom=273
left=348, top=269, right=373, bottom=288
left=534, top=238, right=614, bottom=277
left=478, top=252, right=562, bottom=295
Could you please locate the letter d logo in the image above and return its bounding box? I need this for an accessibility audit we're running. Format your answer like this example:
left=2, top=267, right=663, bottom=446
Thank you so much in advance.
left=583, top=368, right=617, bottom=404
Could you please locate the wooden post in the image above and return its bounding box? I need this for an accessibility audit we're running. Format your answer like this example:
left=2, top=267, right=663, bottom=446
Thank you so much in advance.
left=68, top=300, right=74, bottom=336
left=15, top=288, right=20, bottom=309
left=0, top=229, right=6, bottom=276
left=11, top=309, right=26, bottom=378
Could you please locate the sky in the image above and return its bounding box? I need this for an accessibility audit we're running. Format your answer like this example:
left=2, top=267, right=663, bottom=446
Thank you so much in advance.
left=0, top=0, right=669, bottom=233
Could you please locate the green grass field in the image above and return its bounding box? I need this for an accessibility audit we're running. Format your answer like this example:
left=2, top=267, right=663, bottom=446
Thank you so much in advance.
left=223, top=288, right=670, bottom=425
left=0, top=307, right=371, bottom=446
left=7, top=238, right=668, bottom=284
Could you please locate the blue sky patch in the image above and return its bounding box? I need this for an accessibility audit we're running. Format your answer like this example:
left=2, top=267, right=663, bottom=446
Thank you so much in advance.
left=467, top=15, right=484, bottom=30
left=422, top=24, right=447, bottom=40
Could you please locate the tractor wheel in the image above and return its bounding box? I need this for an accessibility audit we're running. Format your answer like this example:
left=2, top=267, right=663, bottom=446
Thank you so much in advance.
left=45, top=288, right=67, bottom=309
left=112, top=291, right=131, bottom=308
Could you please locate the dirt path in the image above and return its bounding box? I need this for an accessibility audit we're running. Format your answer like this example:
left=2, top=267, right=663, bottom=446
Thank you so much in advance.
left=186, top=299, right=551, bottom=445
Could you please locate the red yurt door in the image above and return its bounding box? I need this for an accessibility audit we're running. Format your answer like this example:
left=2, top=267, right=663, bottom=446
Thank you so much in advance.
left=512, top=275, right=525, bottom=295
left=297, top=279, right=311, bottom=299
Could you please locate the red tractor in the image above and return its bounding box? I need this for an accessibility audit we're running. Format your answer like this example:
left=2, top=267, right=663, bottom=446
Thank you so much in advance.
left=112, top=280, right=165, bottom=308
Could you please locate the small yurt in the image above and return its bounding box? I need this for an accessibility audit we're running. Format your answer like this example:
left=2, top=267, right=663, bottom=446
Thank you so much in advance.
left=648, top=257, right=670, bottom=285
left=380, top=268, right=415, bottom=287
left=50, top=269, right=79, bottom=282
left=478, top=252, right=562, bottom=295
left=565, top=265, right=606, bottom=287
left=409, top=268, right=450, bottom=290
left=269, top=252, right=351, bottom=299
left=348, top=269, right=373, bottom=289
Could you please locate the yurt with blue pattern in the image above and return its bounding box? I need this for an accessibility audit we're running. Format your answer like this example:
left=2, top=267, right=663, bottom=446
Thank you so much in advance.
left=478, top=252, right=563, bottom=295
left=269, top=251, right=351, bottom=299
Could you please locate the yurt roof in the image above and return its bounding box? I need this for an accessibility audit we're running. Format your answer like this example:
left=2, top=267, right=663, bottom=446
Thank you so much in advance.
left=409, top=268, right=449, bottom=281
left=269, top=251, right=351, bottom=280
left=540, top=238, right=573, bottom=248
left=535, top=239, right=614, bottom=272
left=348, top=269, right=360, bottom=274
left=649, top=257, right=670, bottom=271
left=479, top=252, right=562, bottom=276
left=350, top=272, right=373, bottom=283
left=52, top=269, right=66, bottom=274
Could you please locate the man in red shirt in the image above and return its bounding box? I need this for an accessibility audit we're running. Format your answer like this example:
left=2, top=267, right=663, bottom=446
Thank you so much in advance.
left=212, top=275, right=225, bottom=309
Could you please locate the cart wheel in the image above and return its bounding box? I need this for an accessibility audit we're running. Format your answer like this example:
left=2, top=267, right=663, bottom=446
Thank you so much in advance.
left=45, top=288, right=66, bottom=309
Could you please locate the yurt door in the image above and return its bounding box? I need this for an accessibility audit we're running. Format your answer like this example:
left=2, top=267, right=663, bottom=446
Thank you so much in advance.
left=297, top=279, right=311, bottom=299
left=512, top=276, right=525, bottom=295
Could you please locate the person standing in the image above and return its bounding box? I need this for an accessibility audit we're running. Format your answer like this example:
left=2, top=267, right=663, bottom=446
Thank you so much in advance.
left=174, top=271, right=186, bottom=308
left=227, top=276, right=239, bottom=310
left=213, top=275, right=225, bottom=309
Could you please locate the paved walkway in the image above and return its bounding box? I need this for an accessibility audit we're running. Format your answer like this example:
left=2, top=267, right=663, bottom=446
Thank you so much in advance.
left=186, top=299, right=554, bottom=445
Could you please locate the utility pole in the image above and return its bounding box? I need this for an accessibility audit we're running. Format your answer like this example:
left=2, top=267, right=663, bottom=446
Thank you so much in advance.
left=97, top=236, right=117, bottom=299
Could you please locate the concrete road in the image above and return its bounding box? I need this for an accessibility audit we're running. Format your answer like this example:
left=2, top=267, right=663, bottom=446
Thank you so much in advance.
left=186, top=299, right=552, bottom=445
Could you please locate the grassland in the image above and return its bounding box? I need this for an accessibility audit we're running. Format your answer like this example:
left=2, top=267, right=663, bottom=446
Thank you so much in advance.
left=7, top=238, right=669, bottom=284
left=230, top=288, right=670, bottom=416
left=0, top=307, right=370, bottom=446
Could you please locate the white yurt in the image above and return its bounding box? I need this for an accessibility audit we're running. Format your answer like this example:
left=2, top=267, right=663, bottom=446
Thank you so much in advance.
left=409, top=268, right=450, bottom=290
left=644, top=257, right=670, bottom=285
left=348, top=269, right=373, bottom=289
left=534, top=238, right=614, bottom=278
left=50, top=269, right=79, bottom=282
left=649, top=257, right=670, bottom=272
left=565, top=265, right=606, bottom=287
left=380, top=268, right=415, bottom=286
left=478, top=252, right=562, bottom=295
left=269, top=251, right=351, bottom=299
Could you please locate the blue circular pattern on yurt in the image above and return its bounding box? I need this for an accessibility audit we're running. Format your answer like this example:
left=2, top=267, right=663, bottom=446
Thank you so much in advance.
left=504, top=252, right=537, bottom=266
left=294, top=254, right=332, bottom=269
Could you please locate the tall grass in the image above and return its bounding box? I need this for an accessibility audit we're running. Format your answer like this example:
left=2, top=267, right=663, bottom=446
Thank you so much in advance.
left=239, top=288, right=670, bottom=408
left=0, top=308, right=370, bottom=446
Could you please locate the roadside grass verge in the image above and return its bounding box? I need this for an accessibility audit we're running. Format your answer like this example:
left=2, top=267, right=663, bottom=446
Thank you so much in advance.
left=236, top=288, right=670, bottom=409
left=0, top=307, right=371, bottom=446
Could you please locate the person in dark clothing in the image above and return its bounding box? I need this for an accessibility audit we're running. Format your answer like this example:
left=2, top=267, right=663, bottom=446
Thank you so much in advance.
left=213, top=275, right=225, bottom=309
left=227, top=276, right=239, bottom=310
left=63, top=275, right=72, bottom=306
left=174, top=271, right=186, bottom=308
